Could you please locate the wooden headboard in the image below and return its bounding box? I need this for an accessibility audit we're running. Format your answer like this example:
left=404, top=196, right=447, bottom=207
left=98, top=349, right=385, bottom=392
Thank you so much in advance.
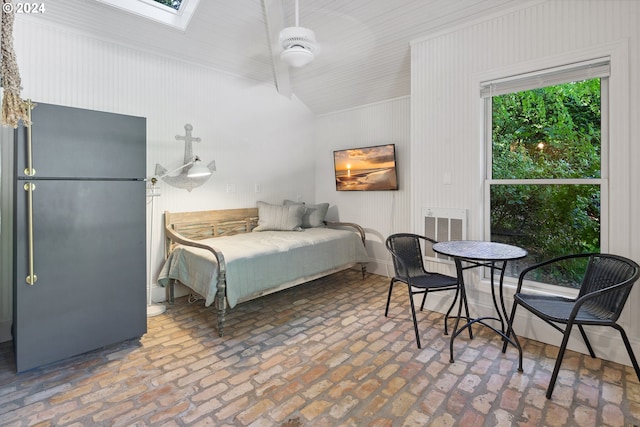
left=164, top=208, right=259, bottom=254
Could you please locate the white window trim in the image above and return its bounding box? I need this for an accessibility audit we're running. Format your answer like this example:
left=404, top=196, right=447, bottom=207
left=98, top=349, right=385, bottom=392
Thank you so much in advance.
left=479, top=58, right=610, bottom=98
left=94, top=0, right=199, bottom=30
left=481, top=59, right=611, bottom=293
left=467, top=41, right=633, bottom=360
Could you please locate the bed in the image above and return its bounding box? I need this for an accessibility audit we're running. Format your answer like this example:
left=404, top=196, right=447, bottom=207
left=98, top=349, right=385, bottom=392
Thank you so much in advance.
left=157, top=204, right=369, bottom=335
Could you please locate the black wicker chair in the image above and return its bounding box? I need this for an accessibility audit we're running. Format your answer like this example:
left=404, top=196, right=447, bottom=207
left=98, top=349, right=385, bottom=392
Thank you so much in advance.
left=503, top=253, right=640, bottom=399
left=385, top=233, right=470, bottom=349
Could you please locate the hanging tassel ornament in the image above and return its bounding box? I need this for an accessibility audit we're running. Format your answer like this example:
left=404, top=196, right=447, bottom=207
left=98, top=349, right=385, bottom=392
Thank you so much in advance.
left=1, top=0, right=29, bottom=128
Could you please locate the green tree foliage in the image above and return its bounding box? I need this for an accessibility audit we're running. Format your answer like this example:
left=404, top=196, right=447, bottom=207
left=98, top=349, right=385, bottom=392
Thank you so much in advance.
left=152, top=0, right=182, bottom=10
left=490, top=80, right=601, bottom=285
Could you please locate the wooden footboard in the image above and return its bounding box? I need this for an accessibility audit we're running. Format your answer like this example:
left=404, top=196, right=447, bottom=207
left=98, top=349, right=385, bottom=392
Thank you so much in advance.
left=163, top=208, right=367, bottom=336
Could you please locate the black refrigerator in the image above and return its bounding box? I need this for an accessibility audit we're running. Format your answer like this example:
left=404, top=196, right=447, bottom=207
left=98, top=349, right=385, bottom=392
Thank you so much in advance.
left=13, top=102, right=147, bottom=372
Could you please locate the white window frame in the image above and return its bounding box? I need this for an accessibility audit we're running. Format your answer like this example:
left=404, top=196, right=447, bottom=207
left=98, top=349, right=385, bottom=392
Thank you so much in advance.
left=94, top=0, right=199, bottom=30
left=482, top=59, right=610, bottom=295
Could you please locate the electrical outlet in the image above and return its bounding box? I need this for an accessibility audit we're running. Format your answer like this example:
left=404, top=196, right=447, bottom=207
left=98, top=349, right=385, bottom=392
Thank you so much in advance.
left=296, top=195, right=303, bottom=202
left=255, top=184, right=261, bottom=193
left=226, top=184, right=236, bottom=193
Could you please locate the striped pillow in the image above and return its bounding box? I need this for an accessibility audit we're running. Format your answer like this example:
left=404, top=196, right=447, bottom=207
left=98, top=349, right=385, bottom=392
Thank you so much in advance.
left=253, top=201, right=306, bottom=231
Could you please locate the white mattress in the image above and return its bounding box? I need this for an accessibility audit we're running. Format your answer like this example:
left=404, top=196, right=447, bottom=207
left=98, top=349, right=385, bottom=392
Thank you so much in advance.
left=157, top=227, right=369, bottom=308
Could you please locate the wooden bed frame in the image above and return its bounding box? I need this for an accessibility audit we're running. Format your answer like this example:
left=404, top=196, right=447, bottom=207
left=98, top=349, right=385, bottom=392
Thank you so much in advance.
left=163, top=208, right=367, bottom=335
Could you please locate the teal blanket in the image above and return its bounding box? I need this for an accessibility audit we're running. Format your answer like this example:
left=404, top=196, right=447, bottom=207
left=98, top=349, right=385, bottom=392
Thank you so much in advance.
left=158, top=228, right=368, bottom=308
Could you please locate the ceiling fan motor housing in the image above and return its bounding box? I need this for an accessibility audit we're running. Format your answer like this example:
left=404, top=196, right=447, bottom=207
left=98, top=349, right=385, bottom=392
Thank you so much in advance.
left=279, top=26, right=317, bottom=67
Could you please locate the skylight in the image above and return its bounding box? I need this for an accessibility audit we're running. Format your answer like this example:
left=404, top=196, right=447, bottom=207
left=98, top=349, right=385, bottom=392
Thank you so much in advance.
left=151, top=0, right=182, bottom=11
left=95, top=0, right=199, bottom=30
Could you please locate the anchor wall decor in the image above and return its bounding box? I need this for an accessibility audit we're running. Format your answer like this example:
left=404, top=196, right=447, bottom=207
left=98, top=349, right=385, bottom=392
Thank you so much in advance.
left=154, top=124, right=216, bottom=192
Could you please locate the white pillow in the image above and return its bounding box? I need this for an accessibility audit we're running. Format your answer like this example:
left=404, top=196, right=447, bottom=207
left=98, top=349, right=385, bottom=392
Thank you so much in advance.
left=283, top=200, right=329, bottom=228
left=253, top=201, right=306, bottom=231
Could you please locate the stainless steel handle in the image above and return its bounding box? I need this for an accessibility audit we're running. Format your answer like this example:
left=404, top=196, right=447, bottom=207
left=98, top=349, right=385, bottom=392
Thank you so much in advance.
left=24, top=182, right=37, bottom=285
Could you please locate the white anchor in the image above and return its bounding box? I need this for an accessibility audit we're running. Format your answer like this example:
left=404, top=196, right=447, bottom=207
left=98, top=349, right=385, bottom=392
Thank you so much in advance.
left=154, top=124, right=216, bottom=192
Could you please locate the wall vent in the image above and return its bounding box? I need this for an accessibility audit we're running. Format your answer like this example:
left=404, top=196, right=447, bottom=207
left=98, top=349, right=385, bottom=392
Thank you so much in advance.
left=422, top=207, right=467, bottom=260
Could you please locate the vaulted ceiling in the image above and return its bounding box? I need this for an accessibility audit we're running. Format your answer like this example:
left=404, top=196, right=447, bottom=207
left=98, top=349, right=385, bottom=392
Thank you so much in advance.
left=24, top=0, right=531, bottom=114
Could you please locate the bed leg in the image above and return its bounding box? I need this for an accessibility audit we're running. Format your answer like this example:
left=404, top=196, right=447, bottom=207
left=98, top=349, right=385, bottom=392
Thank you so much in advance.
left=169, top=280, right=175, bottom=304
left=216, top=274, right=227, bottom=337
left=217, top=307, right=225, bottom=337
left=360, top=263, right=367, bottom=279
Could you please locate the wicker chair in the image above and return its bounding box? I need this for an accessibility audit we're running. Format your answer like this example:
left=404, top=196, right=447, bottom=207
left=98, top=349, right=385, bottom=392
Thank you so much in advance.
left=504, top=253, right=640, bottom=399
left=385, top=233, right=469, bottom=349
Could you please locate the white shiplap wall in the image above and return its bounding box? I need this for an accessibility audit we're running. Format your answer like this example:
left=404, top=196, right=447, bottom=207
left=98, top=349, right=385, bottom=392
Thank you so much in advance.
left=0, top=17, right=316, bottom=342
left=410, top=0, right=640, bottom=366
left=315, top=97, right=410, bottom=277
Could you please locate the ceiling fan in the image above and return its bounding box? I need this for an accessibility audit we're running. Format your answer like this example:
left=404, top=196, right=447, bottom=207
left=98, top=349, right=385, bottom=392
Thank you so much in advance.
left=263, top=0, right=372, bottom=98
left=278, top=0, right=317, bottom=68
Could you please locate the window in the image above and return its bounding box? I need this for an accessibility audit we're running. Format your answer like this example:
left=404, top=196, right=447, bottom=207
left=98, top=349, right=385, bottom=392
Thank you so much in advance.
left=95, top=0, right=198, bottom=30
left=482, top=59, right=609, bottom=288
left=151, top=0, right=182, bottom=10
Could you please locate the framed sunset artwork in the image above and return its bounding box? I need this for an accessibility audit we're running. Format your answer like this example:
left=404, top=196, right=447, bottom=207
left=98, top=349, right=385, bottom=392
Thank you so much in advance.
left=333, top=144, right=398, bottom=191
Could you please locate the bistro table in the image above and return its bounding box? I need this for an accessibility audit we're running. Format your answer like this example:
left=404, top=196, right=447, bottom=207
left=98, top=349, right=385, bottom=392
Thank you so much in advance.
left=432, top=240, right=527, bottom=369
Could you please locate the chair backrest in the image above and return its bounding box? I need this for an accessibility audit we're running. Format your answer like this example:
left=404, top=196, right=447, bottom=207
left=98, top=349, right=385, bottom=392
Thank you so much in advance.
left=386, top=233, right=431, bottom=280
left=579, top=254, right=640, bottom=321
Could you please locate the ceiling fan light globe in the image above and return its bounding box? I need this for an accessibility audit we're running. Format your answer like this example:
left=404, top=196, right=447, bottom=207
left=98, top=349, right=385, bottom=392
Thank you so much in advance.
left=280, top=46, right=314, bottom=67
left=187, top=159, right=212, bottom=178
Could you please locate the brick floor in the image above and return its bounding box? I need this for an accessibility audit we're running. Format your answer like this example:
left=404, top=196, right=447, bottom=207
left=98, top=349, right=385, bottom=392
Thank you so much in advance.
left=1, top=269, right=639, bottom=426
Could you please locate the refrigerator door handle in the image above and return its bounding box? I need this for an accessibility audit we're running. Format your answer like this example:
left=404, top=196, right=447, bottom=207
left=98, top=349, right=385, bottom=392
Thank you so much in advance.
left=22, top=101, right=38, bottom=285
left=23, top=181, right=37, bottom=285
left=24, top=100, right=36, bottom=177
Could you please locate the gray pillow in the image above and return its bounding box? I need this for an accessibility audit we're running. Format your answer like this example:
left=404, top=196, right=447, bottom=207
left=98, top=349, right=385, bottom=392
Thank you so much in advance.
left=283, top=200, right=329, bottom=228
left=253, top=201, right=306, bottom=231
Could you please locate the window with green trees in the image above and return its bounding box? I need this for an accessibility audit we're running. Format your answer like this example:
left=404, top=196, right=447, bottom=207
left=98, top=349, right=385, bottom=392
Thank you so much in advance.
left=151, top=0, right=182, bottom=10
left=484, top=61, right=609, bottom=288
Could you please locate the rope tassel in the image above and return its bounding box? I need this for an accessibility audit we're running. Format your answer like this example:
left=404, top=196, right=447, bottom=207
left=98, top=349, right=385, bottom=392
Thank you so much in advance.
left=1, top=0, right=30, bottom=128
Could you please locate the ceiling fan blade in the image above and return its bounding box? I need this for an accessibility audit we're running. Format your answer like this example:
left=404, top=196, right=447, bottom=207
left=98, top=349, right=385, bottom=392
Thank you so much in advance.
left=263, top=0, right=292, bottom=98
left=304, top=8, right=375, bottom=68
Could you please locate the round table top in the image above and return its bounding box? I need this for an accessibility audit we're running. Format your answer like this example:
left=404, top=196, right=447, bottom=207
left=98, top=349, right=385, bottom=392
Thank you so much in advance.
left=432, top=240, right=528, bottom=261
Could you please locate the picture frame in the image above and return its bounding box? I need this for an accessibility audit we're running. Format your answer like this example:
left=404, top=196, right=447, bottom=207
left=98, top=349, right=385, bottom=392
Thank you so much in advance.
left=333, top=144, right=398, bottom=191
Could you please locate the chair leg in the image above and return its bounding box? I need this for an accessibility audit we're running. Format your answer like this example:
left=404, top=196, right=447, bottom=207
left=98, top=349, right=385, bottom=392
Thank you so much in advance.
left=577, top=325, right=597, bottom=358
left=547, top=323, right=574, bottom=399
left=502, top=300, right=523, bottom=372
left=419, top=290, right=428, bottom=311
left=385, top=278, right=395, bottom=317
left=614, top=324, right=640, bottom=382
left=407, top=284, right=422, bottom=349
